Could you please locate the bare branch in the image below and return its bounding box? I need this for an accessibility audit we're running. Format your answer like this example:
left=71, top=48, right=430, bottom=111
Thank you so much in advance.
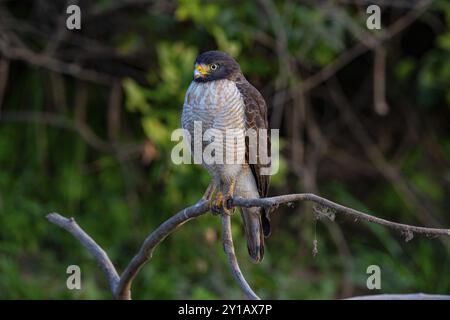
left=233, top=194, right=450, bottom=237
left=221, top=214, right=260, bottom=300
left=46, top=213, right=120, bottom=294
left=47, top=192, right=450, bottom=300
left=115, top=200, right=210, bottom=299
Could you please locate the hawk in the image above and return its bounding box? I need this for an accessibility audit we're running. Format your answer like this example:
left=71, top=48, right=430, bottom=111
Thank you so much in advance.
left=182, top=51, right=271, bottom=263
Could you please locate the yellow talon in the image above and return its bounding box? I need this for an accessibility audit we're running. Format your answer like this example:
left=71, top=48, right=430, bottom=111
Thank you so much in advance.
left=210, top=191, right=224, bottom=214
left=210, top=191, right=234, bottom=215
left=215, top=192, right=224, bottom=207
left=210, top=180, right=236, bottom=215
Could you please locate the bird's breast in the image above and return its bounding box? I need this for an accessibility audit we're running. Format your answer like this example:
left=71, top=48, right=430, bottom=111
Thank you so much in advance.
left=181, top=79, right=247, bottom=180
left=182, top=79, right=246, bottom=132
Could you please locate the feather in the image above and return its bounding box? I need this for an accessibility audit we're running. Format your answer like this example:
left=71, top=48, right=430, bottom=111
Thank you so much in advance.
left=236, top=78, right=272, bottom=238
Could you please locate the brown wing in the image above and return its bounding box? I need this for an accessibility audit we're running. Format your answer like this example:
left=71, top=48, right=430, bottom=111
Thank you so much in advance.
left=236, top=78, right=271, bottom=237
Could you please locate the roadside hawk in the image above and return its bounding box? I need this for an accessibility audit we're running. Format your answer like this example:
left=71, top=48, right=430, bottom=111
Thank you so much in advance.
left=181, top=51, right=271, bottom=263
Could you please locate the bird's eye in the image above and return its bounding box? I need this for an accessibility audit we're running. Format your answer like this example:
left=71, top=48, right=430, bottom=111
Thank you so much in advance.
left=210, top=63, right=219, bottom=71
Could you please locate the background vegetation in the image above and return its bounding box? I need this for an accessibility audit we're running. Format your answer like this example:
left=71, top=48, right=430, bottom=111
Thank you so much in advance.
left=0, top=0, right=449, bottom=299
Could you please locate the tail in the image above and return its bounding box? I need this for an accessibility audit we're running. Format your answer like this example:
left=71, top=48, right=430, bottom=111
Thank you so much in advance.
left=241, top=207, right=265, bottom=263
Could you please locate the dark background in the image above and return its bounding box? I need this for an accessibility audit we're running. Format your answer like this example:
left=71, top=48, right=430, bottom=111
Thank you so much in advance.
left=0, top=0, right=449, bottom=299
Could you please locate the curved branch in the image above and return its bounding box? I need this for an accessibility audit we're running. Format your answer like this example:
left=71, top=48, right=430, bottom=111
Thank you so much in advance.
left=115, top=200, right=210, bottom=299
left=46, top=213, right=120, bottom=293
left=233, top=194, right=450, bottom=237
left=221, top=214, right=260, bottom=300
left=47, top=193, right=450, bottom=300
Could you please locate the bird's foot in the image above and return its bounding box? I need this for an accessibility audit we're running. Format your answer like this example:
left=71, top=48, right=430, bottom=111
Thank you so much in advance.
left=224, top=192, right=235, bottom=214
left=210, top=191, right=234, bottom=215
left=222, top=204, right=233, bottom=216
left=210, top=191, right=224, bottom=215
left=223, top=179, right=236, bottom=214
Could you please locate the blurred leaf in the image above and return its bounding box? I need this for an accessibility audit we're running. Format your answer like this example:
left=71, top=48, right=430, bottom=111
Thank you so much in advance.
left=123, top=78, right=151, bottom=113
left=142, top=116, right=170, bottom=147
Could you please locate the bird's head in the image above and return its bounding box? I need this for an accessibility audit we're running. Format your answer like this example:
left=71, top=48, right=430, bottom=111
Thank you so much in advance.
left=193, top=51, right=241, bottom=82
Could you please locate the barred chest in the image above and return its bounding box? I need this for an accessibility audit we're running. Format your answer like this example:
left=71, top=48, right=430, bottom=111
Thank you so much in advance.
left=181, top=79, right=246, bottom=134
left=181, top=78, right=247, bottom=180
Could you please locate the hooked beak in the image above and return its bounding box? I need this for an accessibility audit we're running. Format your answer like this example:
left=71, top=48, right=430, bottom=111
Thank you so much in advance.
left=194, top=63, right=208, bottom=79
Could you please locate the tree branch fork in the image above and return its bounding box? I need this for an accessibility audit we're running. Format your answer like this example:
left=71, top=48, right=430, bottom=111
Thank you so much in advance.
left=46, top=193, right=450, bottom=300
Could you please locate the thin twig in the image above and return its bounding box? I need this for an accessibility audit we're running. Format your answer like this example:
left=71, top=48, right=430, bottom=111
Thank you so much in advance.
left=115, top=200, right=210, bottom=299
left=221, top=214, right=260, bottom=300
left=46, top=213, right=120, bottom=293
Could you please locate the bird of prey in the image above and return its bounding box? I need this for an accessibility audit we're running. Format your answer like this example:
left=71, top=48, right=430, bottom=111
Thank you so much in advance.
left=181, top=51, right=271, bottom=263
